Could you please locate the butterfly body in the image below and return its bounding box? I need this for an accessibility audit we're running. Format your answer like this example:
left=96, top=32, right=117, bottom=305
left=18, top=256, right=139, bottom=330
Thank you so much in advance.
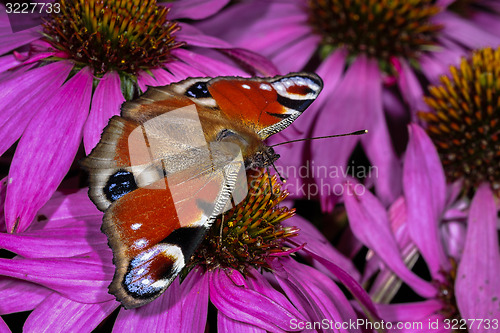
left=82, top=73, right=322, bottom=308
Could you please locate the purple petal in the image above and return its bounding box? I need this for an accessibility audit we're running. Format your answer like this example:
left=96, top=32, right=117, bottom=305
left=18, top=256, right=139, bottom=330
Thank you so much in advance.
left=83, top=71, right=124, bottom=154
left=344, top=183, right=436, bottom=297
left=164, top=61, right=206, bottom=81
left=195, top=1, right=305, bottom=55
left=0, top=61, right=72, bottom=156
left=398, top=59, right=429, bottom=117
left=136, top=70, right=159, bottom=93
left=0, top=278, right=52, bottom=315
left=176, top=23, right=232, bottom=48
left=244, top=267, right=305, bottom=322
left=403, top=124, right=450, bottom=277
left=283, top=215, right=361, bottom=281
left=355, top=56, right=401, bottom=204
left=301, top=247, right=380, bottom=321
left=0, top=256, right=114, bottom=303
left=0, top=215, right=107, bottom=258
left=5, top=66, right=93, bottom=233
left=179, top=267, right=209, bottom=333
left=271, top=34, right=320, bottom=74
left=377, top=300, right=443, bottom=322
left=0, top=317, right=9, bottom=333
left=456, top=184, right=500, bottom=326
left=150, top=68, right=177, bottom=85
left=168, top=0, right=231, bottom=20
left=441, top=221, right=466, bottom=261
left=114, top=277, right=183, bottom=332
left=172, top=48, right=247, bottom=77
left=0, top=22, right=40, bottom=56
left=438, top=11, right=500, bottom=49
left=34, top=189, right=101, bottom=229
left=218, top=312, right=266, bottom=333
left=218, top=48, right=279, bottom=76
left=273, top=258, right=361, bottom=333
left=23, top=293, right=117, bottom=332
left=209, top=268, right=303, bottom=332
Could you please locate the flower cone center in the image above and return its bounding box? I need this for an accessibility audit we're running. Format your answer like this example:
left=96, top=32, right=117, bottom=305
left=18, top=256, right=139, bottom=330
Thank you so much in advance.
left=307, top=0, right=442, bottom=61
left=187, top=171, right=298, bottom=274
left=43, top=0, right=183, bottom=75
left=419, top=47, right=500, bottom=193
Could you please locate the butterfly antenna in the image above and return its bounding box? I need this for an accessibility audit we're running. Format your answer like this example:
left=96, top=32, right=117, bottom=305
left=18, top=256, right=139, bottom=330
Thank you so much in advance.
left=270, top=129, right=368, bottom=147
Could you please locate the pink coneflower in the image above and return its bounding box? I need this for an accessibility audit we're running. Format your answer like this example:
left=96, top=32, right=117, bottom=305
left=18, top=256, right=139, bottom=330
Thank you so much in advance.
left=0, top=173, right=372, bottom=332
left=0, top=0, right=276, bottom=234
left=344, top=124, right=500, bottom=330
left=198, top=0, right=500, bottom=208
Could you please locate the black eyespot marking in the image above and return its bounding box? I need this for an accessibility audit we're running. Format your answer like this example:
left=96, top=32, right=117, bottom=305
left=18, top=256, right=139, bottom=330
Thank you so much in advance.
left=161, top=226, right=207, bottom=260
left=185, top=82, right=211, bottom=98
left=277, top=94, right=315, bottom=112
left=104, top=170, right=138, bottom=202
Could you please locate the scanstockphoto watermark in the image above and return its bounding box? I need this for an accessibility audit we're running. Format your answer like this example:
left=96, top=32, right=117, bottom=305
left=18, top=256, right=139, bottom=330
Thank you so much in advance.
left=289, top=318, right=425, bottom=331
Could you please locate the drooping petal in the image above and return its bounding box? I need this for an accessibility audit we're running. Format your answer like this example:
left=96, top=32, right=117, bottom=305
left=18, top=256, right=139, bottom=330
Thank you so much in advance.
left=273, top=258, right=361, bottom=333
left=308, top=55, right=368, bottom=209
left=218, top=312, right=266, bottom=333
left=456, top=184, right=500, bottom=327
left=113, top=278, right=183, bottom=332
left=0, top=279, right=52, bottom=315
left=5, top=66, right=93, bottom=233
left=0, top=217, right=108, bottom=259
left=301, top=247, right=379, bottom=321
left=83, top=71, right=124, bottom=154
left=271, top=34, right=320, bottom=74
left=209, top=268, right=303, bottom=332
left=219, top=48, right=279, bottom=77
left=0, top=61, right=72, bottom=156
left=136, top=70, right=159, bottom=93
left=179, top=267, right=209, bottom=333
left=0, top=256, right=114, bottom=303
left=438, top=11, right=500, bottom=49
left=172, top=48, right=247, bottom=77
left=23, top=293, right=118, bottom=333
left=34, top=189, right=101, bottom=229
left=0, top=317, right=9, bottom=333
left=0, top=13, right=40, bottom=56
left=403, top=124, right=450, bottom=277
left=376, top=301, right=445, bottom=333
left=358, top=56, right=402, bottom=204
left=167, top=0, right=231, bottom=20
left=344, top=183, right=436, bottom=298
left=283, top=215, right=361, bottom=281
left=398, top=59, right=430, bottom=118
left=244, top=267, right=305, bottom=322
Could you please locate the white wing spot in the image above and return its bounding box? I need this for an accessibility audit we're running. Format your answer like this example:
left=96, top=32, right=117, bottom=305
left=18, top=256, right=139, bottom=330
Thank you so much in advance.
left=141, top=278, right=151, bottom=285
left=259, top=83, right=272, bottom=91
left=131, top=223, right=141, bottom=230
left=242, top=84, right=251, bottom=89
left=134, top=238, right=148, bottom=249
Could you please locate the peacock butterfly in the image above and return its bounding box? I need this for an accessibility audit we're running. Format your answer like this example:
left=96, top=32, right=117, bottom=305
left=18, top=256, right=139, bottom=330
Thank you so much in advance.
left=82, top=73, right=323, bottom=309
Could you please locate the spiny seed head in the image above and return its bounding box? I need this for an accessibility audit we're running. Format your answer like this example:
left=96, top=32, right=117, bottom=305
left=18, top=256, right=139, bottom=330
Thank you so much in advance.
left=307, top=0, right=442, bottom=62
left=419, top=47, right=500, bottom=194
left=187, top=171, right=298, bottom=275
left=42, top=0, right=183, bottom=75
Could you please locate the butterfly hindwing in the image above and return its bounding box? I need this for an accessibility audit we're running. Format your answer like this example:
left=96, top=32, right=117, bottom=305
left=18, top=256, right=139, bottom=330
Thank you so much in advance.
left=104, top=156, right=243, bottom=308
